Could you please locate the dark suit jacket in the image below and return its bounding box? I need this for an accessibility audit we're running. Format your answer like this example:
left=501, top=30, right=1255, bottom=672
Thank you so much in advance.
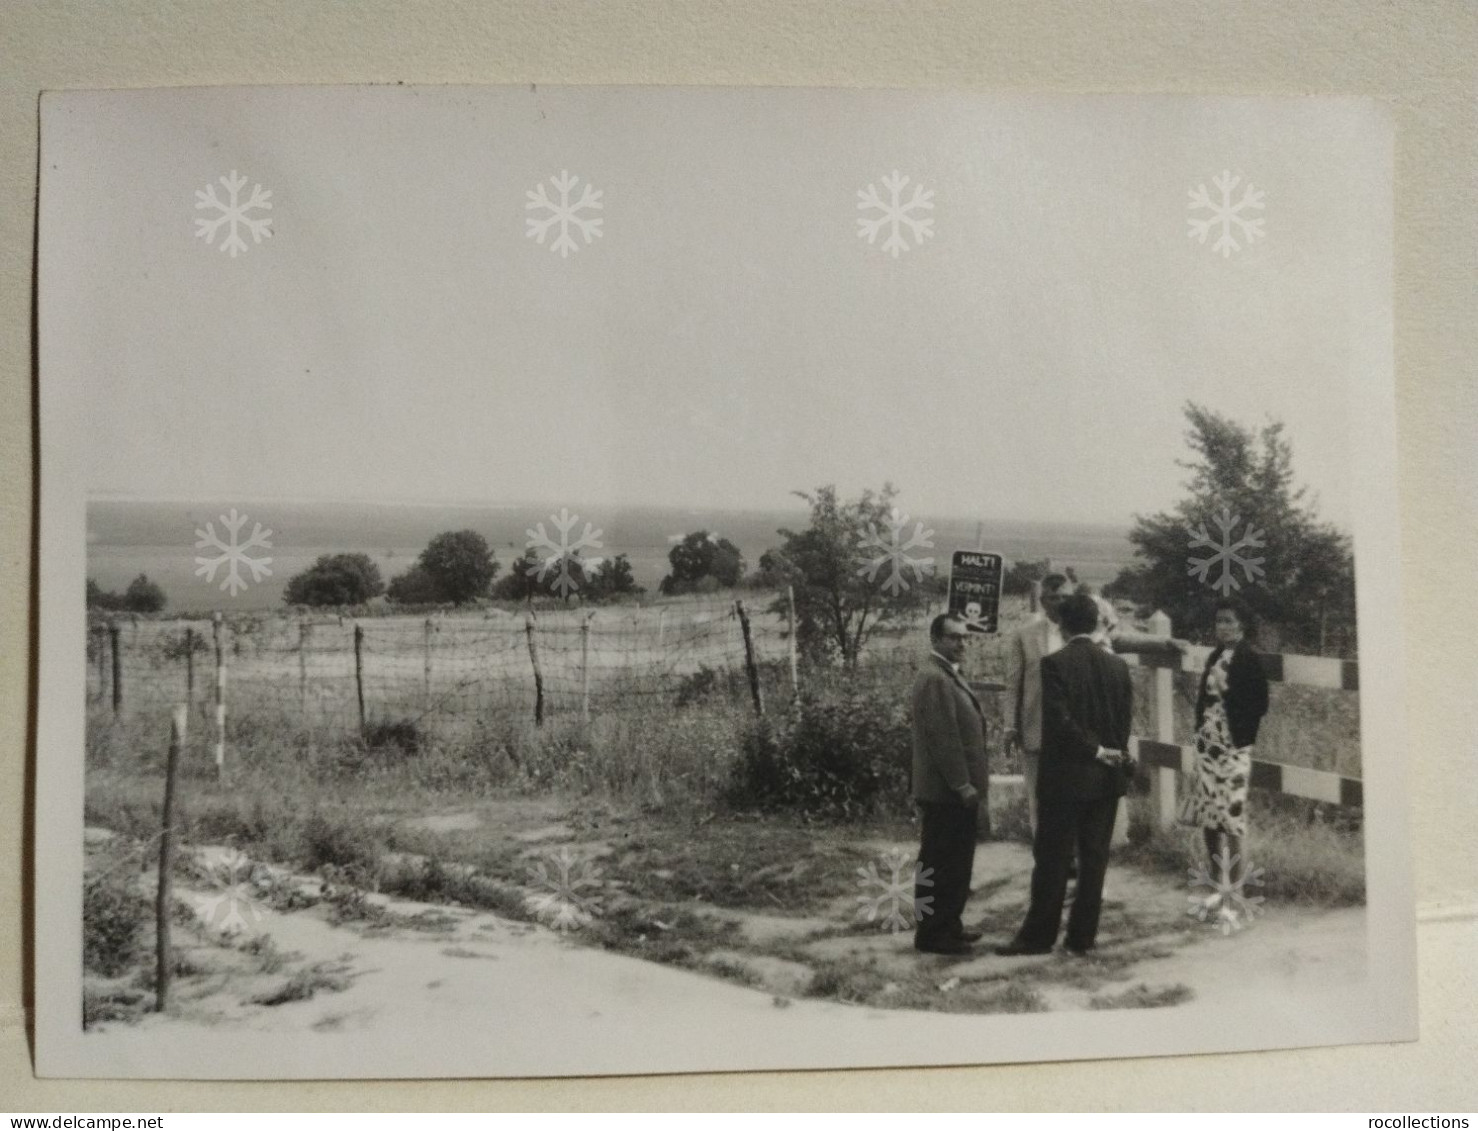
left=911, top=654, right=990, bottom=806
left=1195, top=639, right=1271, bottom=748
left=1038, top=636, right=1134, bottom=802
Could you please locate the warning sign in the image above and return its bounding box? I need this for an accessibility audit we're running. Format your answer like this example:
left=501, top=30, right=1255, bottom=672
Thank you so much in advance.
left=947, top=550, right=1003, bottom=634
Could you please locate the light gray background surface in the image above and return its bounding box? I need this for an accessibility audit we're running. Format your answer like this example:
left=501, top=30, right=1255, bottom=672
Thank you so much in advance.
left=3, top=0, right=1475, bottom=1111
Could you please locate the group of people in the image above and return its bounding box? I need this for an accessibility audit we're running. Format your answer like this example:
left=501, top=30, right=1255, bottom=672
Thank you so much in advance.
left=908, top=574, right=1270, bottom=956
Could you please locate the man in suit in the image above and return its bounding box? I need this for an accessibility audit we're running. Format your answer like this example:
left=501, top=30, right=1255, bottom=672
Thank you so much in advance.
left=1004, top=573, right=1071, bottom=836
left=911, top=613, right=990, bottom=955
left=998, top=593, right=1135, bottom=956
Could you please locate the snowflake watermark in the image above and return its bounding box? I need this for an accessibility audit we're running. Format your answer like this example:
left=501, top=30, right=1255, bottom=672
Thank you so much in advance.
left=525, top=508, right=603, bottom=597
left=1187, top=849, right=1265, bottom=935
left=525, top=846, right=604, bottom=931
left=1186, top=507, right=1266, bottom=595
left=198, top=848, right=265, bottom=935
left=1187, top=170, right=1265, bottom=257
left=194, top=508, right=274, bottom=597
left=856, top=509, right=935, bottom=595
left=194, top=171, right=274, bottom=258
left=526, top=171, right=604, bottom=257
left=855, top=848, right=934, bottom=933
left=856, top=171, right=935, bottom=257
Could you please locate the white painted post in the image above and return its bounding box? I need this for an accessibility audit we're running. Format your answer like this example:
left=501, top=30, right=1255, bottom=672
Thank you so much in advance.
left=211, top=612, right=226, bottom=781
left=1147, top=609, right=1178, bottom=829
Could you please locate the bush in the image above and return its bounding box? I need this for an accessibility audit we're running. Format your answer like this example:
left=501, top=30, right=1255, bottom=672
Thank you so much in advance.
left=726, top=690, right=912, bottom=819
left=83, top=868, right=152, bottom=977
left=283, top=554, right=385, bottom=608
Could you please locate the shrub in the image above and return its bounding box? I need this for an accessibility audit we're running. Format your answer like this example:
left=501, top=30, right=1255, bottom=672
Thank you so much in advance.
left=83, top=867, right=152, bottom=977
left=283, top=554, right=385, bottom=608
left=360, top=717, right=425, bottom=756
left=725, top=689, right=912, bottom=819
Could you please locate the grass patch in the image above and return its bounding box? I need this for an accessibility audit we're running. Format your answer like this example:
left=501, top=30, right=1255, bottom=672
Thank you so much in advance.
left=83, top=865, right=152, bottom=978
left=248, top=962, right=353, bottom=1007
left=1121, top=800, right=1364, bottom=907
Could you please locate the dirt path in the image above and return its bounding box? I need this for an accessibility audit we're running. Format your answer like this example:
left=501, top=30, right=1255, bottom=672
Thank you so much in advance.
left=91, top=836, right=1365, bottom=1017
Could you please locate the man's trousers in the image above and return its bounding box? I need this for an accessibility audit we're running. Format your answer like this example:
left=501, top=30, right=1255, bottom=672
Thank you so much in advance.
left=914, top=800, right=978, bottom=945
left=1015, top=790, right=1120, bottom=951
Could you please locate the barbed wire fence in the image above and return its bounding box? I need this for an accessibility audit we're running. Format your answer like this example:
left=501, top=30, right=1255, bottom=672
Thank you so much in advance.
left=87, top=594, right=960, bottom=767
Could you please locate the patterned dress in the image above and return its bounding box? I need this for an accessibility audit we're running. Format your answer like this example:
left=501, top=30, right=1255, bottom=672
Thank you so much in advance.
left=1177, top=648, right=1251, bottom=837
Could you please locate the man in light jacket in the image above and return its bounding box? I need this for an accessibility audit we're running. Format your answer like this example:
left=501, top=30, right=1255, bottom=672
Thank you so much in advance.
left=1005, top=573, right=1071, bottom=836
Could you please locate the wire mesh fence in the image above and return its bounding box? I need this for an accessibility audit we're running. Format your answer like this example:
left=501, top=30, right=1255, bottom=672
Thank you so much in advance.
left=86, top=596, right=940, bottom=740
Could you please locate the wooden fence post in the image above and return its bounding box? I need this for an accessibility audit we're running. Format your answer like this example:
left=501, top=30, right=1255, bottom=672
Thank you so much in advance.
left=736, top=600, right=764, bottom=717
left=423, top=618, right=435, bottom=708
left=109, top=621, right=122, bottom=713
left=92, top=626, right=105, bottom=702
left=1147, top=609, right=1178, bottom=829
left=657, top=608, right=666, bottom=650
left=211, top=613, right=225, bottom=781
left=298, top=620, right=311, bottom=716
left=155, top=704, right=186, bottom=1012
left=580, top=612, right=593, bottom=724
left=786, top=584, right=800, bottom=698
left=525, top=614, right=545, bottom=726
left=184, top=626, right=196, bottom=711
left=353, top=623, right=366, bottom=732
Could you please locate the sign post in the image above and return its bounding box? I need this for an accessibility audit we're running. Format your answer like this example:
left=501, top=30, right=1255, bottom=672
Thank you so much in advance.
left=947, top=550, right=1003, bottom=634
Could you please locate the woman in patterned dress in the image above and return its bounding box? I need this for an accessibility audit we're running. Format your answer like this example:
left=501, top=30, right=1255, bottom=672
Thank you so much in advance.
left=1179, top=600, right=1270, bottom=904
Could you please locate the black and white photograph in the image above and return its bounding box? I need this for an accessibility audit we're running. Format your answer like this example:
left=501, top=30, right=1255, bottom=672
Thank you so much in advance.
left=34, top=85, right=1412, bottom=1079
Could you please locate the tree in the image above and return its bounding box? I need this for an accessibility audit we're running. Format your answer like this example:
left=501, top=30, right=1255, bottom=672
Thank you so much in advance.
left=1002, top=557, right=1050, bottom=597
left=1105, top=403, right=1356, bottom=655
left=659, top=531, right=745, bottom=596
left=88, top=575, right=166, bottom=612
left=763, top=484, right=935, bottom=666
left=86, top=579, right=121, bottom=611
left=586, top=554, right=644, bottom=601
left=490, top=546, right=601, bottom=603
left=386, top=564, right=445, bottom=606
left=122, top=574, right=167, bottom=613
left=412, top=530, right=499, bottom=605
left=283, top=553, right=385, bottom=608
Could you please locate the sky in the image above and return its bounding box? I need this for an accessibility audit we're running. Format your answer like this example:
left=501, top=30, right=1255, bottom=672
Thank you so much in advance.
left=43, top=87, right=1389, bottom=530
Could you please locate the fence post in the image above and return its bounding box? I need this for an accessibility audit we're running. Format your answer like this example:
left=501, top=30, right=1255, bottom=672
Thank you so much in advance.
left=184, top=626, right=195, bottom=710
left=109, top=621, right=122, bottom=713
left=786, top=585, right=800, bottom=698
left=1146, top=609, right=1178, bottom=829
left=423, top=618, right=434, bottom=708
left=580, top=612, right=593, bottom=724
left=211, top=613, right=226, bottom=781
left=93, top=626, right=105, bottom=702
left=657, top=608, right=667, bottom=650
left=155, top=704, right=186, bottom=1012
left=736, top=600, right=764, bottom=717
left=525, top=614, right=545, bottom=726
left=353, top=623, right=366, bottom=732
left=298, top=620, right=311, bottom=716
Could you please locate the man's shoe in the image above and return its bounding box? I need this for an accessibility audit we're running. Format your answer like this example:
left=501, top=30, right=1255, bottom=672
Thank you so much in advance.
left=1063, top=943, right=1095, bottom=958
left=994, top=939, right=1052, bottom=957
left=915, top=937, right=974, bottom=956
left=956, top=928, right=985, bottom=944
